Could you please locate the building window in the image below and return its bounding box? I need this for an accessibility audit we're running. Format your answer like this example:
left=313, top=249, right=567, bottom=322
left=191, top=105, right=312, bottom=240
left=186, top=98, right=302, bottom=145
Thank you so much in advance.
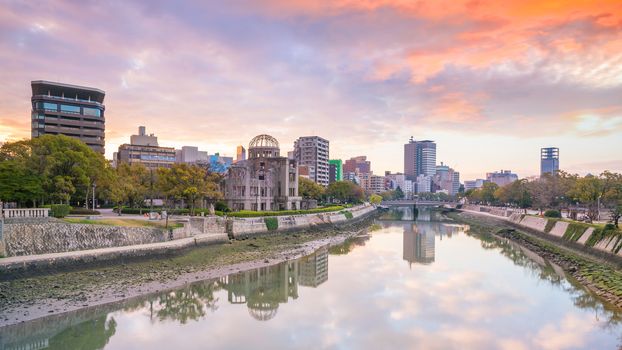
left=41, top=102, right=58, bottom=111
left=60, top=104, right=81, bottom=114
left=83, top=107, right=101, bottom=117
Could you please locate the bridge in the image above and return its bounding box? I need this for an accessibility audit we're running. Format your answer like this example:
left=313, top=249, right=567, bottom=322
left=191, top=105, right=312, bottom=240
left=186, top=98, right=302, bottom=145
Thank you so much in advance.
left=380, top=200, right=456, bottom=207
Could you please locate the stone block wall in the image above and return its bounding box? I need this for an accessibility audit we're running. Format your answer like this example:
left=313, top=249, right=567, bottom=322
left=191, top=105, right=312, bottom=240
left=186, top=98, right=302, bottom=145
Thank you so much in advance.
left=3, top=222, right=167, bottom=257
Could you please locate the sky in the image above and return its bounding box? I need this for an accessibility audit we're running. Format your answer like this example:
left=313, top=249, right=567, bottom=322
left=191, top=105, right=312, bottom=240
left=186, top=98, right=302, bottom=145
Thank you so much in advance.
left=0, top=0, right=621, bottom=180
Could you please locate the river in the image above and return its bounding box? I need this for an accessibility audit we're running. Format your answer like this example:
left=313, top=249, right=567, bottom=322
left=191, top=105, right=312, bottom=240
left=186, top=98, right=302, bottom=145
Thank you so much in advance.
left=1, top=207, right=622, bottom=349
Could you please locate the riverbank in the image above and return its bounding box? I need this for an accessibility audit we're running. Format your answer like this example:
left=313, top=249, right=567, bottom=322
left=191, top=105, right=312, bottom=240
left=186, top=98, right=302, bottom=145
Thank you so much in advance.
left=0, top=212, right=378, bottom=327
left=449, top=210, right=622, bottom=309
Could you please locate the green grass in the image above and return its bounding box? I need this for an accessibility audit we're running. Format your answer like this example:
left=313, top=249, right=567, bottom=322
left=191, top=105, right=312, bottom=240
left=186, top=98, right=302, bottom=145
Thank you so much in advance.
left=62, top=218, right=182, bottom=229
left=544, top=219, right=556, bottom=233
left=562, top=223, right=589, bottom=242
left=264, top=217, right=278, bottom=231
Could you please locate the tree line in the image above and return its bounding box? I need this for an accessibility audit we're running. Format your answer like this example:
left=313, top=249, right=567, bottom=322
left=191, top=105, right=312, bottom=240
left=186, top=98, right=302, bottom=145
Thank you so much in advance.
left=0, top=135, right=222, bottom=215
left=464, top=171, right=622, bottom=226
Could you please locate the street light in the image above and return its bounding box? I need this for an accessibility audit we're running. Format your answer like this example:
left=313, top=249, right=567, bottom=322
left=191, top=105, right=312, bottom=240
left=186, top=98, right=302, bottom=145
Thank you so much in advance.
left=598, top=195, right=602, bottom=221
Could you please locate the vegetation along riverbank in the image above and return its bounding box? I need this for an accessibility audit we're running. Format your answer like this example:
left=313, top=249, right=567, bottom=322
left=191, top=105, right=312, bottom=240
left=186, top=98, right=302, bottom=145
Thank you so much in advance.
left=449, top=210, right=622, bottom=309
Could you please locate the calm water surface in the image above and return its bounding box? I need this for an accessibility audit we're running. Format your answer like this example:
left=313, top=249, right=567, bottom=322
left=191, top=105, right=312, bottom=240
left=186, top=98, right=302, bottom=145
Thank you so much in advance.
left=3, top=208, right=622, bottom=349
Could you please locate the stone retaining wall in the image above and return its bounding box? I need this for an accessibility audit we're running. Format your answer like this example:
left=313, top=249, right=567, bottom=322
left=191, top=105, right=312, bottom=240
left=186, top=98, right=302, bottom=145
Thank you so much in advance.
left=465, top=206, right=621, bottom=256
left=229, top=204, right=376, bottom=239
left=0, top=205, right=377, bottom=258
left=3, top=222, right=167, bottom=257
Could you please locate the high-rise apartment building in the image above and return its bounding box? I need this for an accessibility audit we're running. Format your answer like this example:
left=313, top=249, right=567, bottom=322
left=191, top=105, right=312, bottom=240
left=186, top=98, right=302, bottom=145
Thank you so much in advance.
left=116, top=126, right=176, bottom=169
left=433, top=162, right=460, bottom=196
left=31, top=80, right=106, bottom=153
left=404, top=138, right=436, bottom=179
left=540, top=147, right=559, bottom=176
left=328, top=159, right=343, bottom=183
left=293, top=136, right=330, bottom=186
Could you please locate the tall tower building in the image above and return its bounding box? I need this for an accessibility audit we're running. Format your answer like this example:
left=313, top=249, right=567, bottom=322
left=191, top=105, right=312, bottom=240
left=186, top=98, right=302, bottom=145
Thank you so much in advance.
left=31, top=80, right=106, bottom=153
left=540, top=147, right=559, bottom=176
left=236, top=145, right=246, bottom=163
left=293, top=136, right=330, bottom=186
left=404, top=138, right=437, bottom=180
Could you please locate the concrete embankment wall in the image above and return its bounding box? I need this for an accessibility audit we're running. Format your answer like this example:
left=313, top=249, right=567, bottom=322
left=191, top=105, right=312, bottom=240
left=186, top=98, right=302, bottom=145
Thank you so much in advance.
left=0, top=205, right=376, bottom=258
left=462, top=205, right=622, bottom=257
left=228, top=204, right=376, bottom=239
left=3, top=219, right=168, bottom=257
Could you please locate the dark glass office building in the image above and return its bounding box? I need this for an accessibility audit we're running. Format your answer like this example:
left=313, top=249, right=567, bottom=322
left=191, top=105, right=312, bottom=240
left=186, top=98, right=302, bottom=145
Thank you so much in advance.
left=540, top=147, right=559, bottom=176
left=31, top=80, right=106, bottom=153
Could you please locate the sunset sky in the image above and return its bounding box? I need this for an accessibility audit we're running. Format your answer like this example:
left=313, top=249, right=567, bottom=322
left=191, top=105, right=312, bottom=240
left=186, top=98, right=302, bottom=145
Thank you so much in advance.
left=1, top=0, right=621, bottom=180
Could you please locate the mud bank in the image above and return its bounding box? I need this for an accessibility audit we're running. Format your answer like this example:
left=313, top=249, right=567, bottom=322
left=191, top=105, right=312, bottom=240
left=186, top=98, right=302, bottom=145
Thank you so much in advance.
left=0, top=213, right=378, bottom=328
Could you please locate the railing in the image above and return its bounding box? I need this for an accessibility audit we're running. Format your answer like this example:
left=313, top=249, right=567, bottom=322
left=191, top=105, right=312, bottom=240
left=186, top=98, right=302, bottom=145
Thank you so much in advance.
left=2, top=208, right=50, bottom=218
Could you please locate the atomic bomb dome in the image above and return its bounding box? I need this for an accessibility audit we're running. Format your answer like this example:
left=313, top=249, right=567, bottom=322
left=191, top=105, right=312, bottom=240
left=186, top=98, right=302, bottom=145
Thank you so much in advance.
left=248, top=134, right=280, bottom=158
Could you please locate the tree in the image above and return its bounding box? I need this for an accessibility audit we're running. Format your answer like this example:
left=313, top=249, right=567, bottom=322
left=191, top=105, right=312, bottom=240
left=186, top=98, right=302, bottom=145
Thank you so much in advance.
left=394, top=186, right=405, bottom=199
left=326, top=181, right=365, bottom=203
left=369, top=194, right=382, bottom=205
left=568, top=175, right=603, bottom=221
left=379, top=190, right=396, bottom=201
left=162, top=164, right=222, bottom=215
left=480, top=182, right=499, bottom=205
left=298, top=177, right=325, bottom=200
left=601, top=171, right=622, bottom=227
left=0, top=135, right=108, bottom=206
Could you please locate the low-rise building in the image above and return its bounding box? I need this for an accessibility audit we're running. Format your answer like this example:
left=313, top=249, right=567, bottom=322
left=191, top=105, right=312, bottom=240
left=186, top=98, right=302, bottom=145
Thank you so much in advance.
left=486, top=170, right=518, bottom=187
left=464, top=179, right=486, bottom=191
left=224, top=134, right=301, bottom=211
left=116, top=126, right=176, bottom=169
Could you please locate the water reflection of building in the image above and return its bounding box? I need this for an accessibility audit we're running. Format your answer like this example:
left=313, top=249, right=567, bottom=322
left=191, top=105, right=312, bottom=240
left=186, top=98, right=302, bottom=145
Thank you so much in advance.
left=403, top=224, right=435, bottom=266
left=299, top=246, right=328, bottom=287
left=218, top=248, right=329, bottom=321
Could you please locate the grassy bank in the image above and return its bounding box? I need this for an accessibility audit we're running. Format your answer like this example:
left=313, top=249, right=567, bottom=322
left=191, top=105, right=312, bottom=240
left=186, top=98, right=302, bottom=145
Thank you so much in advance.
left=449, top=211, right=622, bottom=307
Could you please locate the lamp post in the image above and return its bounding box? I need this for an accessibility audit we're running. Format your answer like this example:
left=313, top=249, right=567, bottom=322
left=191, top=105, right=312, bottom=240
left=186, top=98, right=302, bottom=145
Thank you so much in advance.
left=598, top=195, right=602, bottom=221
left=92, top=182, right=96, bottom=211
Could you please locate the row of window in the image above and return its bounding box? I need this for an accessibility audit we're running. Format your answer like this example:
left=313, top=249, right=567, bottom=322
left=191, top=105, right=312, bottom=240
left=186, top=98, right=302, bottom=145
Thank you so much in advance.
left=36, top=102, right=102, bottom=117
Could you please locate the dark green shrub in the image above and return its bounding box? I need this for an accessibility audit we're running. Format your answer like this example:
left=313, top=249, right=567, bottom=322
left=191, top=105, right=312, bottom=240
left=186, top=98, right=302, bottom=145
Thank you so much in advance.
left=215, top=201, right=230, bottom=213
left=69, top=208, right=101, bottom=215
left=341, top=211, right=354, bottom=220
left=605, top=223, right=616, bottom=230
left=264, top=217, right=278, bottom=231
left=544, top=210, right=561, bottom=218
left=50, top=204, right=72, bottom=218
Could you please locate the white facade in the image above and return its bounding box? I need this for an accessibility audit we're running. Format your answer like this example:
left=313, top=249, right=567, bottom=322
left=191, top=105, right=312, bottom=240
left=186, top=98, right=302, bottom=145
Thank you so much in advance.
left=293, top=136, right=330, bottom=186
left=416, top=175, right=432, bottom=193
left=464, top=179, right=486, bottom=191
